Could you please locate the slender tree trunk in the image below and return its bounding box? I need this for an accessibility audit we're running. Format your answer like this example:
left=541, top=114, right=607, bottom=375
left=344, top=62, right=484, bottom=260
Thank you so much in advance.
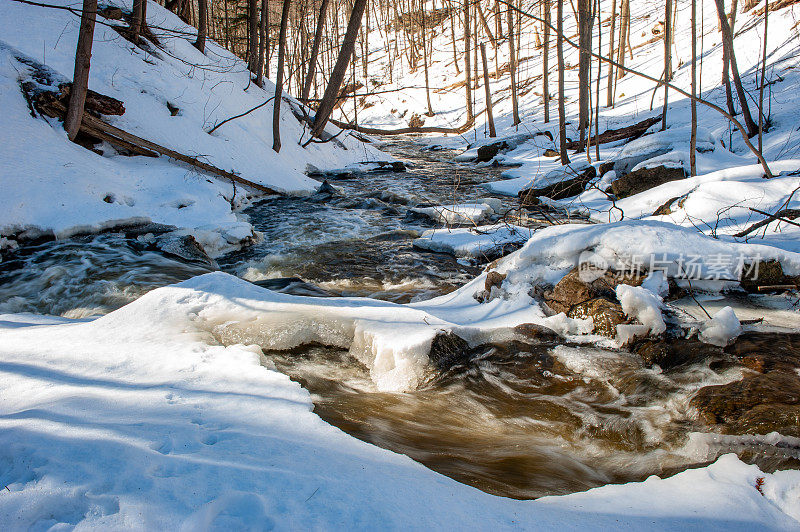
left=615, top=0, right=629, bottom=81
left=714, top=0, right=758, bottom=137
left=721, top=0, right=738, bottom=115
left=758, top=0, right=768, bottom=153
left=272, top=0, right=291, bottom=152
left=311, top=0, right=368, bottom=138
left=256, top=0, right=268, bottom=86
left=594, top=0, right=600, bottom=160
left=477, top=1, right=496, bottom=47
left=661, top=0, right=672, bottom=130
left=606, top=0, right=617, bottom=106
left=577, top=0, right=592, bottom=145
left=421, top=5, right=434, bottom=116
left=248, top=0, right=259, bottom=72
left=557, top=0, right=570, bottom=165
left=480, top=43, right=496, bottom=137
left=690, top=0, right=698, bottom=177
left=65, top=0, right=97, bottom=142
left=543, top=0, right=550, bottom=123
left=464, top=0, right=474, bottom=123
left=449, top=2, right=461, bottom=74
left=194, top=0, right=208, bottom=54
left=131, top=0, right=144, bottom=42
left=302, top=0, right=329, bottom=101
left=507, top=2, right=520, bottom=125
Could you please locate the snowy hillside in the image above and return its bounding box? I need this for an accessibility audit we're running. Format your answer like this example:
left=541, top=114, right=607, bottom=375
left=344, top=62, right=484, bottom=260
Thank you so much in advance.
left=0, top=0, right=384, bottom=250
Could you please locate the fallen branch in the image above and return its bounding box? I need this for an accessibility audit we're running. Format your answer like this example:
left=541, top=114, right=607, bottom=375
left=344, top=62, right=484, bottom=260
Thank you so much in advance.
left=733, top=207, right=800, bottom=237
left=35, top=96, right=280, bottom=195
left=565, top=116, right=659, bottom=150
left=207, top=96, right=275, bottom=134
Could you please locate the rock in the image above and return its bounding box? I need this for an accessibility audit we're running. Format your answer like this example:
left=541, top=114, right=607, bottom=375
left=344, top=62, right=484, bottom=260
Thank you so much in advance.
left=408, top=113, right=425, bottom=128
left=518, top=164, right=597, bottom=202
left=485, top=270, right=506, bottom=292
left=513, top=323, right=561, bottom=341
left=477, top=141, right=508, bottom=162
left=598, top=161, right=616, bottom=177
left=691, top=372, right=800, bottom=428
left=628, top=336, right=724, bottom=370
left=613, top=146, right=672, bottom=177
left=611, top=165, right=687, bottom=199
left=543, top=149, right=560, bottom=157
left=729, top=404, right=800, bottom=437
left=725, top=332, right=800, bottom=373
left=428, top=331, right=471, bottom=369
left=543, top=267, right=645, bottom=337
left=739, top=259, right=798, bottom=292
left=155, top=234, right=216, bottom=267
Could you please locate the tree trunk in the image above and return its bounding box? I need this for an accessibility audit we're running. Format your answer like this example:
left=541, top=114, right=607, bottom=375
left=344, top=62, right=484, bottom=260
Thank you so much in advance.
left=248, top=0, right=259, bottom=72
left=476, top=1, right=496, bottom=47
left=714, top=0, right=758, bottom=137
left=194, top=0, right=208, bottom=54
left=661, top=0, right=672, bottom=130
left=256, top=0, right=268, bottom=87
left=721, top=0, right=738, bottom=115
left=606, top=0, right=617, bottom=107
left=506, top=2, right=520, bottom=125
left=131, top=0, right=144, bottom=42
left=577, top=0, right=592, bottom=145
left=615, top=0, right=629, bottom=81
left=758, top=0, right=768, bottom=153
left=480, top=42, right=496, bottom=137
left=543, top=0, right=550, bottom=123
left=302, top=0, right=330, bottom=101
left=311, top=0, right=368, bottom=138
left=272, top=0, right=291, bottom=153
left=690, top=0, right=697, bottom=177
left=464, top=0, right=474, bottom=123
left=557, top=0, right=570, bottom=165
left=65, top=0, right=97, bottom=142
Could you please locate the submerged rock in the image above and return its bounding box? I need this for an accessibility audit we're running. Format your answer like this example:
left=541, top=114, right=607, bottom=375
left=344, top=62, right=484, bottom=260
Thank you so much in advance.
left=155, top=234, right=216, bottom=268
left=611, top=165, right=687, bottom=199
left=428, top=331, right=471, bottom=369
left=251, top=277, right=333, bottom=297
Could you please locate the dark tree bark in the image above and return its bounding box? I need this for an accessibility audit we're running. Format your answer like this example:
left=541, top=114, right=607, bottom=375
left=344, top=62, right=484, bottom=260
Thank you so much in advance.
left=302, top=0, right=329, bottom=101
left=577, top=0, right=592, bottom=145
left=506, top=2, right=520, bottom=125
left=721, top=0, right=738, bottom=115
left=480, top=42, right=496, bottom=137
left=714, top=0, right=758, bottom=137
left=557, top=0, right=570, bottom=165
left=272, top=0, right=291, bottom=153
left=543, top=0, right=550, bottom=123
left=661, top=0, right=673, bottom=130
left=311, top=0, right=368, bottom=139
left=194, top=0, right=208, bottom=54
left=690, top=0, right=697, bottom=176
left=65, top=0, right=97, bottom=142
left=606, top=0, right=617, bottom=107
left=464, top=0, right=474, bottom=123
left=131, top=0, right=144, bottom=42
left=248, top=0, right=259, bottom=72
left=256, top=0, right=268, bottom=87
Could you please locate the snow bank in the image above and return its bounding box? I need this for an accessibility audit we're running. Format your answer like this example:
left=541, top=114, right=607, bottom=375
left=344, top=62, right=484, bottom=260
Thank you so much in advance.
left=1, top=274, right=800, bottom=529
left=0, top=0, right=384, bottom=242
left=616, top=284, right=667, bottom=335
left=700, top=306, right=743, bottom=347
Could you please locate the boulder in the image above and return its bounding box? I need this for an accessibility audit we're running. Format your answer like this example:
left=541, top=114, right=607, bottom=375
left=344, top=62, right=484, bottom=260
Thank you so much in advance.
left=613, top=146, right=671, bottom=177
left=477, top=141, right=508, bottom=162
left=611, top=165, right=687, bottom=199
left=628, top=336, right=724, bottom=370
left=519, top=164, right=597, bottom=203
left=428, top=331, right=471, bottom=369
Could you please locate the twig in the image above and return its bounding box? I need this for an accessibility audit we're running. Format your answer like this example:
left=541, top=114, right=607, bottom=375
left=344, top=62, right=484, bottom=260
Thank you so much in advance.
left=207, top=97, right=275, bottom=134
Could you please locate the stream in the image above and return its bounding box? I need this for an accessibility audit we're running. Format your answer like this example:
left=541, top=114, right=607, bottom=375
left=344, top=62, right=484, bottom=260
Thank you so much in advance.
left=1, top=138, right=798, bottom=499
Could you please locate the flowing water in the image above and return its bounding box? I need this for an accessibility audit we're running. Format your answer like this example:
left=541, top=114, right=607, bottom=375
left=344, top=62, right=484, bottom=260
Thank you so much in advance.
left=1, top=138, right=798, bottom=499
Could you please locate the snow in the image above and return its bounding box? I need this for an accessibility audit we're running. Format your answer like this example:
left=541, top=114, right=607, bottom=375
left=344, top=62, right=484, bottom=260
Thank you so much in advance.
left=409, top=201, right=497, bottom=225
left=0, top=0, right=386, bottom=246
left=700, top=306, right=744, bottom=347
left=616, top=284, right=667, bottom=336
left=1, top=273, right=799, bottom=530
left=413, top=224, right=533, bottom=258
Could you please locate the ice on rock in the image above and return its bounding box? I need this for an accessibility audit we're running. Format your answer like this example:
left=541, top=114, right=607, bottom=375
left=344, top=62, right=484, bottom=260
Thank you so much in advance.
left=410, top=202, right=497, bottom=225
left=699, top=306, right=742, bottom=347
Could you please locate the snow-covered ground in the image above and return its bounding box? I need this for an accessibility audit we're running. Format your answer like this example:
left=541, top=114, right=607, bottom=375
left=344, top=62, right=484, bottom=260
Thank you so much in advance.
left=0, top=0, right=385, bottom=251
left=2, top=272, right=800, bottom=530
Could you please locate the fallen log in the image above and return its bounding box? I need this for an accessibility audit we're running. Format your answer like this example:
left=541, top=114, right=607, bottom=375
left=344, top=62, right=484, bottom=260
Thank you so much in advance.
left=565, top=116, right=660, bottom=150
left=33, top=92, right=281, bottom=196
left=329, top=117, right=475, bottom=136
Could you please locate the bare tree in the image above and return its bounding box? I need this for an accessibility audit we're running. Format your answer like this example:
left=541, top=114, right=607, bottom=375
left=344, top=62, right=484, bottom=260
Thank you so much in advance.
left=272, top=0, right=291, bottom=153
left=721, top=0, right=738, bottom=115
left=256, top=0, right=268, bottom=87
left=577, top=0, right=592, bottom=145
left=65, top=0, right=97, bottom=141
left=302, top=0, right=330, bottom=101
left=311, top=0, right=369, bottom=138
left=605, top=0, right=617, bottom=107
left=714, top=0, right=758, bottom=137
left=661, top=0, right=672, bottom=130
left=543, top=0, right=550, bottom=123
left=507, top=2, right=520, bottom=125
left=557, top=0, right=570, bottom=165
left=690, top=0, right=697, bottom=177
left=131, top=0, right=145, bottom=42
left=480, top=42, right=496, bottom=137
left=194, top=0, right=208, bottom=53
left=464, top=0, right=474, bottom=123
left=248, top=0, right=259, bottom=72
